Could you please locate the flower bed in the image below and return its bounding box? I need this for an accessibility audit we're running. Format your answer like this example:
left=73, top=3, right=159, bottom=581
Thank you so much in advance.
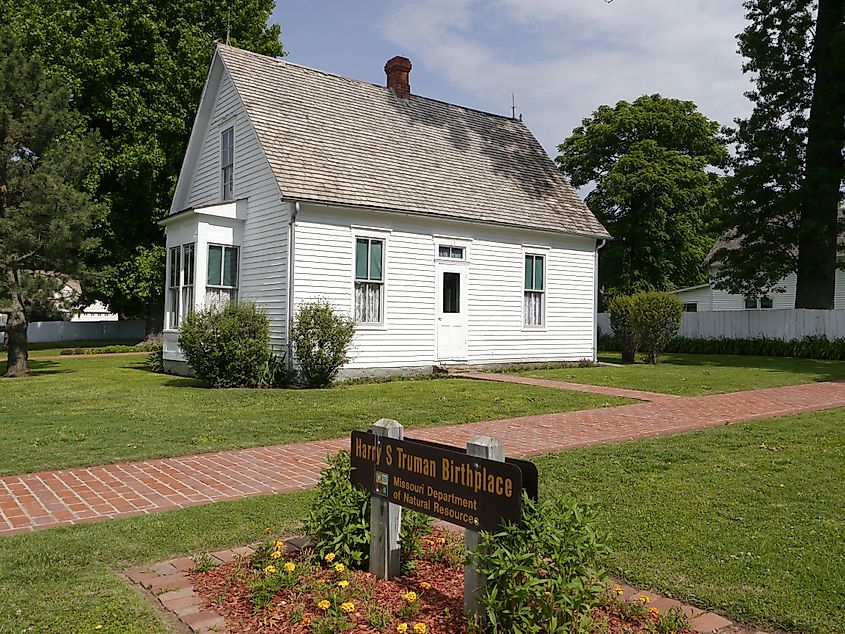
left=188, top=529, right=695, bottom=634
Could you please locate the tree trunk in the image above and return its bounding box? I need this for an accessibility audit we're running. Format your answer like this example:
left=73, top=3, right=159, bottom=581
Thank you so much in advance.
left=794, top=0, right=845, bottom=309
left=145, top=299, right=164, bottom=337
left=4, top=306, right=29, bottom=377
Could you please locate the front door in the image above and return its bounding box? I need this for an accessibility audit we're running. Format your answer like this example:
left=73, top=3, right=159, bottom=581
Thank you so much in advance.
left=436, top=265, right=467, bottom=361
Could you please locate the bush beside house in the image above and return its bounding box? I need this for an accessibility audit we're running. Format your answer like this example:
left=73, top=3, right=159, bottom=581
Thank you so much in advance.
left=608, top=292, right=683, bottom=364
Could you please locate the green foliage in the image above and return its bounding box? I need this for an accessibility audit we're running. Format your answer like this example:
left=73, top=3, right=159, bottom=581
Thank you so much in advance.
left=0, top=28, right=105, bottom=376
left=4, top=0, right=284, bottom=320
left=557, top=94, right=727, bottom=297
left=89, top=246, right=165, bottom=321
left=178, top=301, right=271, bottom=388
left=608, top=292, right=683, bottom=364
left=291, top=300, right=356, bottom=388
left=631, top=292, right=683, bottom=364
left=476, top=495, right=608, bottom=633
left=60, top=343, right=159, bottom=356
left=600, top=333, right=845, bottom=361
left=716, top=0, right=844, bottom=309
left=304, top=450, right=435, bottom=572
left=365, top=604, right=392, bottom=629
left=144, top=344, right=164, bottom=373
left=607, top=295, right=639, bottom=363
left=304, top=451, right=371, bottom=570
left=192, top=552, right=219, bottom=573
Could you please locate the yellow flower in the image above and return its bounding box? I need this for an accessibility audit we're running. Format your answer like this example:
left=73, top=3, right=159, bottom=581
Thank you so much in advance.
left=340, top=601, right=355, bottom=614
left=414, top=623, right=427, bottom=634
left=436, top=537, right=446, bottom=544
left=403, top=591, right=417, bottom=603
left=334, top=563, right=345, bottom=573
left=94, top=627, right=103, bottom=631
left=317, top=600, right=331, bottom=611
left=284, top=562, right=296, bottom=573
left=274, top=540, right=284, bottom=549
left=263, top=527, right=271, bottom=535
left=639, top=595, right=651, bottom=605
left=338, top=580, right=350, bottom=588
left=397, top=625, right=408, bottom=634
left=301, top=616, right=312, bottom=626
left=648, top=607, right=660, bottom=618
left=419, top=581, right=431, bottom=590
left=324, top=552, right=336, bottom=563
left=270, top=550, right=282, bottom=559
left=613, top=586, right=624, bottom=596
left=263, top=565, right=276, bottom=575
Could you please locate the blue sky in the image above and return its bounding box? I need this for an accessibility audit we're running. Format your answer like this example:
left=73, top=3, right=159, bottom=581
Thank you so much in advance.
left=271, top=0, right=751, bottom=155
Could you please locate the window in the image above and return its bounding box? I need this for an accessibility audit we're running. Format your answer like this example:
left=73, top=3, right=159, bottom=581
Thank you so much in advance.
left=744, top=296, right=757, bottom=309
left=206, top=244, right=239, bottom=308
left=760, top=296, right=773, bottom=309
left=443, top=272, right=460, bottom=313
left=683, top=303, right=698, bottom=313
left=524, top=254, right=545, bottom=326
left=167, top=243, right=195, bottom=329
left=438, top=245, right=465, bottom=259
left=355, top=237, right=384, bottom=323
left=221, top=127, right=234, bottom=201
left=744, top=296, right=774, bottom=310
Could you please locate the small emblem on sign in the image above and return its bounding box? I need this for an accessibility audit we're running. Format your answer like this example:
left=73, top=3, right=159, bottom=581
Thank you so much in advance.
left=375, top=471, right=389, bottom=497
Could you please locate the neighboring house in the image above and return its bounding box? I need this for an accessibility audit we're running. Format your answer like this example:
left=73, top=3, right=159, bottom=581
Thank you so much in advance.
left=672, top=237, right=845, bottom=311
left=160, top=45, right=610, bottom=376
left=61, top=281, right=120, bottom=322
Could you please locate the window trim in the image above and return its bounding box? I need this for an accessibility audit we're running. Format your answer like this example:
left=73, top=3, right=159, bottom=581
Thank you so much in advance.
left=352, top=234, right=387, bottom=328
left=220, top=126, right=234, bottom=201
left=205, top=243, right=240, bottom=309
left=523, top=252, right=546, bottom=329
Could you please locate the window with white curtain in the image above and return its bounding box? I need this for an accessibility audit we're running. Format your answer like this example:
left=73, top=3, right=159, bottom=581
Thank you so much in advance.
left=205, top=244, right=239, bottom=308
left=524, top=254, right=545, bottom=327
left=354, top=237, right=384, bottom=323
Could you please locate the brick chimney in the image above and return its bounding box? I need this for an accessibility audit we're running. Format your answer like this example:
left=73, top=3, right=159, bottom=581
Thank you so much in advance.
left=385, top=56, right=412, bottom=99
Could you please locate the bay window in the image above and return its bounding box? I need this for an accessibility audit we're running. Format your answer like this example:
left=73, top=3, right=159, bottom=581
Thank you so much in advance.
left=167, top=243, right=195, bottom=329
left=206, top=244, right=239, bottom=308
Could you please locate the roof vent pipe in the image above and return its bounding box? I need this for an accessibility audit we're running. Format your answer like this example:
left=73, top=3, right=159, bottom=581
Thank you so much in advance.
left=384, top=56, right=412, bottom=99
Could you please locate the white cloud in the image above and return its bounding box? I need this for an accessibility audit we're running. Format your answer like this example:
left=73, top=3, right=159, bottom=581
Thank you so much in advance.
left=379, top=0, right=751, bottom=154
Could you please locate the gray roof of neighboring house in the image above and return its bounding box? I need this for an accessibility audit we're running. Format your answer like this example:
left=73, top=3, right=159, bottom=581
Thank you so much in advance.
left=216, top=45, right=609, bottom=239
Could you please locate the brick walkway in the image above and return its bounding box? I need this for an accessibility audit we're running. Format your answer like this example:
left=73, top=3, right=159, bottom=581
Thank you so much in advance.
left=2, top=378, right=844, bottom=536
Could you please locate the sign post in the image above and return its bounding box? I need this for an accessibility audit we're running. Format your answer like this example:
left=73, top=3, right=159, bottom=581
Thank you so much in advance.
left=368, top=418, right=403, bottom=580
left=463, top=436, right=504, bottom=624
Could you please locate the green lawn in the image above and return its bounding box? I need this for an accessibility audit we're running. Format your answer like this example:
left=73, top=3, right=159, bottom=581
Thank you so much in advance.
left=0, top=491, right=314, bottom=634
left=520, top=352, right=845, bottom=396
left=537, top=407, right=845, bottom=634
left=0, top=356, right=628, bottom=476
left=26, top=340, right=144, bottom=357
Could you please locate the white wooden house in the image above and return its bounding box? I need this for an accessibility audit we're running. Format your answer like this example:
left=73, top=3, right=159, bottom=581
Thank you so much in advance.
left=161, top=45, right=610, bottom=376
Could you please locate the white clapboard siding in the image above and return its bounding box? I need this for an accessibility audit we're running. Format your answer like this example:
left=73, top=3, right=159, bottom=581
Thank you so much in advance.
left=598, top=309, right=845, bottom=340
left=293, top=205, right=597, bottom=369
left=182, top=68, right=289, bottom=349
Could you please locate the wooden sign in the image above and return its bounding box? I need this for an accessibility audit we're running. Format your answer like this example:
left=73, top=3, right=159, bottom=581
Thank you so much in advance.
left=350, top=430, right=523, bottom=532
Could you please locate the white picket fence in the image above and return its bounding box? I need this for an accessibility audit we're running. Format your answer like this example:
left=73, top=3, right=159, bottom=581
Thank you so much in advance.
left=597, top=309, right=845, bottom=341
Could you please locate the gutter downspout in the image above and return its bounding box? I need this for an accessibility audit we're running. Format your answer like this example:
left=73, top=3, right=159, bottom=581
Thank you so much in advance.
left=593, top=239, right=607, bottom=363
left=285, top=201, right=301, bottom=371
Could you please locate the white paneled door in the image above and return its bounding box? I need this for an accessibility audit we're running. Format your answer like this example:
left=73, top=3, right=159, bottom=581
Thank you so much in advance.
left=436, top=264, right=467, bottom=361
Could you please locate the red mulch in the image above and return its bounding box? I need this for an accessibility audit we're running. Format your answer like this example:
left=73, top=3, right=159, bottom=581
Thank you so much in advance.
left=189, top=533, right=695, bottom=634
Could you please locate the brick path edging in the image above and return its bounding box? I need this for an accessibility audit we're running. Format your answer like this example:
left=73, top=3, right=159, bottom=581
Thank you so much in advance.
left=126, top=537, right=770, bottom=634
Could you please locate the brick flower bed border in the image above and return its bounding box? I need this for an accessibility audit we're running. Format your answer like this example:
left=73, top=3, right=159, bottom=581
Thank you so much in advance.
left=125, top=537, right=771, bottom=634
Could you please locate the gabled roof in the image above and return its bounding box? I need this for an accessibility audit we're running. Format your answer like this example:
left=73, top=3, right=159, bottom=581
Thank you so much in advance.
left=213, top=45, right=609, bottom=239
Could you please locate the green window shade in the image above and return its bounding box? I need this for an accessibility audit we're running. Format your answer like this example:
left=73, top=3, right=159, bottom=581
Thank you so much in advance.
left=223, top=247, right=238, bottom=287
left=369, top=240, right=383, bottom=281
left=524, top=255, right=533, bottom=290
left=534, top=256, right=544, bottom=291
left=355, top=239, right=369, bottom=279
left=207, top=245, right=222, bottom=286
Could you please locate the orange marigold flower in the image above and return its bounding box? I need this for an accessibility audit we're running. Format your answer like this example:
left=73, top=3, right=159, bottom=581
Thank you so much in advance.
left=648, top=607, right=660, bottom=618
left=403, top=591, right=417, bottom=603
left=639, top=595, right=651, bottom=604
left=414, top=623, right=427, bottom=634
left=317, top=600, right=330, bottom=611
left=396, top=625, right=408, bottom=634
left=420, top=581, right=432, bottom=590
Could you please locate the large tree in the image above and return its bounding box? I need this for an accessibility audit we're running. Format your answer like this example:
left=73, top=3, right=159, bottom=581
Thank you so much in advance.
left=557, top=95, right=727, bottom=298
left=0, top=31, right=104, bottom=377
left=3, top=0, right=284, bottom=329
left=715, top=0, right=845, bottom=307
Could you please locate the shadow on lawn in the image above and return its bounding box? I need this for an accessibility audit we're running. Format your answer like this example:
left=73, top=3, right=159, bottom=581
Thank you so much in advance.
left=0, top=359, right=70, bottom=378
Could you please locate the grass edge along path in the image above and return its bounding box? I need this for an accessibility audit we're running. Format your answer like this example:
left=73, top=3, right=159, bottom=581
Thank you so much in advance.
left=536, top=407, right=845, bottom=634
left=0, top=355, right=630, bottom=476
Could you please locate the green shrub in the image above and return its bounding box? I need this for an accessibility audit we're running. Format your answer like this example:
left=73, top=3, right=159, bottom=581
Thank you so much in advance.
left=305, top=450, right=434, bottom=571
left=631, top=291, right=683, bottom=364
left=476, top=495, right=608, bottom=633
left=178, top=301, right=271, bottom=388
left=144, top=343, right=164, bottom=373
left=607, top=295, right=639, bottom=363
left=291, top=300, right=356, bottom=388
left=59, top=342, right=159, bottom=355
